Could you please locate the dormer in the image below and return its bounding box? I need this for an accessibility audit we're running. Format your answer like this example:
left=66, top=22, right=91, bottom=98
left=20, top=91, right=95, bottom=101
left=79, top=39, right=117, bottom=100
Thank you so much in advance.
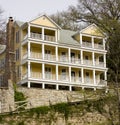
left=22, top=15, right=61, bottom=42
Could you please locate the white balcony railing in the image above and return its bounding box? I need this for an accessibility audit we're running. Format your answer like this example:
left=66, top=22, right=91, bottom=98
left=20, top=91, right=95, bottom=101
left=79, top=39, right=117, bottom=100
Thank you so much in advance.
left=59, top=56, right=69, bottom=63
left=84, top=78, right=93, bottom=84
left=22, top=72, right=28, bottom=79
left=44, top=35, right=55, bottom=42
left=45, top=73, right=56, bottom=80
left=31, top=72, right=42, bottom=79
left=44, top=54, right=56, bottom=61
left=83, top=60, right=93, bottom=66
left=71, top=58, right=81, bottom=64
left=30, top=32, right=42, bottom=40
left=71, top=77, right=82, bottom=83
left=98, top=80, right=107, bottom=86
left=82, top=41, right=92, bottom=48
left=95, top=61, right=104, bottom=67
left=31, top=52, right=42, bottom=59
left=94, top=43, right=104, bottom=50
left=59, top=75, right=69, bottom=81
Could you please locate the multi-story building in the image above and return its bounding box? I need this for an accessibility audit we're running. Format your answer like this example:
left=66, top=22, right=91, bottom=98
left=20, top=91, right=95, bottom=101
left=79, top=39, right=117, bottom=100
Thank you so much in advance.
left=0, top=44, right=6, bottom=87
left=6, top=15, right=107, bottom=91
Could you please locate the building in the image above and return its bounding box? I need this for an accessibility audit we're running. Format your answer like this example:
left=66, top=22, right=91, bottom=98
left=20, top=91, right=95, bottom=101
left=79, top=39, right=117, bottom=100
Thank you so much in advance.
left=6, top=15, right=107, bottom=91
left=0, top=44, right=6, bottom=87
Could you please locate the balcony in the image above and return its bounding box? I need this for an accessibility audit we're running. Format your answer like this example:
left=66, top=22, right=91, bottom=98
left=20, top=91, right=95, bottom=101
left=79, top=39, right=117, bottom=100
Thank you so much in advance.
left=83, top=60, right=93, bottom=66
left=31, top=72, right=42, bottom=79
left=71, top=77, right=82, bottom=83
left=59, top=56, right=69, bottom=63
left=22, top=72, right=28, bottom=79
left=82, top=41, right=92, bottom=48
left=44, top=54, right=56, bottom=61
left=94, top=43, right=104, bottom=50
left=30, top=32, right=42, bottom=40
left=95, top=61, right=104, bottom=67
left=22, top=53, right=28, bottom=60
left=31, top=52, right=42, bottom=59
left=45, top=73, right=56, bottom=80
left=44, top=35, right=55, bottom=42
left=59, top=75, right=69, bottom=81
left=71, top=58, right=81, bottom=64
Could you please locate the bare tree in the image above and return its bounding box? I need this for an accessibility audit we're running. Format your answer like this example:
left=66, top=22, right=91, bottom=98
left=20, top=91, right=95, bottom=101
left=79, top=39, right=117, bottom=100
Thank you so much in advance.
left=68, top=0, right=120, bottom=124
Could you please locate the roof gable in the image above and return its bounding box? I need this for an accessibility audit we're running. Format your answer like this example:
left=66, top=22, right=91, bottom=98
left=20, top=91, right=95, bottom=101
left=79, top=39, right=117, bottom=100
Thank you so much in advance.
left=30, top=15, right=61, bottom=29
left=80, top=24, right=104, bottom=37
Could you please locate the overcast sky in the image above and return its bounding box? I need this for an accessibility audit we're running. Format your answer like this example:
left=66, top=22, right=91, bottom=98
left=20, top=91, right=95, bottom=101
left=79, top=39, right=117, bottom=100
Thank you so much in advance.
left=0, top=0, right=77, bottom=22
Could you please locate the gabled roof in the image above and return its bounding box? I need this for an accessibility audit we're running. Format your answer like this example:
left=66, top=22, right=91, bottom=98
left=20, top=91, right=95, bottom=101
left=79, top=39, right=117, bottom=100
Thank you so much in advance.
left=59, top=29, right=79, bottom=45
left=80, top=23, right=105, bottom=37
left=29, top=14, right=61, bottom=29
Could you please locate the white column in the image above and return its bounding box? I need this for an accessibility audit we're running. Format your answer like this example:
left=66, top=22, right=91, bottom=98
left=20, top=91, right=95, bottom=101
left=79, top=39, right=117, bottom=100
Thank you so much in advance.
left=92, top=37, right=94, bottom=48
left=56, top=46, right=58, bottom=61
left=28, top=24, right=30, bottom=38
left=104, top=54, right=106, bottom=67
left=69, top=66, right=71, bottom=82
left=28, top=61, right=31, bottom=78
left=28, top=42, right=31, bottom=58
left=56, top=65, right=58, bottom=81
left=103, top=39, right=105, bottom=50
left=55, top=30, right=57, bottom=42
left=93, top=70, right=96, bottom=85
left=42, top=43, right=44, bottom=60
left=104, top=71, right=107, bottom=81
left=42, top=63, right=45, bottom=79
left=80, top=34, right=82, bottom=45
left=56, top=84, right=59, bottom=90
left=42, top=27, right=44, bottom=40
left=28, top=81, right=30, bottom=88
left=69, top=85, right=72, bottom=91
left=81, top=50, right=83, bottom=64
left=42, top=83, right=45, bottom=89
left=92, top=52, right=95, bottom=66
left=81, top=68, right=84, bottom=83
left=68, top=48, right=71, bottom=63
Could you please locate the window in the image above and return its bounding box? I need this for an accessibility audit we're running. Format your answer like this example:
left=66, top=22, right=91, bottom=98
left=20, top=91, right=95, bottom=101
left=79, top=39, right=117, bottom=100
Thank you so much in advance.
left=16, top=31, right=19, bottom=43
left=86, top=72, right=89, bottom=77
left=16, top=49, right=19, bottom=61
left=85, top=56, right=89, bottom=60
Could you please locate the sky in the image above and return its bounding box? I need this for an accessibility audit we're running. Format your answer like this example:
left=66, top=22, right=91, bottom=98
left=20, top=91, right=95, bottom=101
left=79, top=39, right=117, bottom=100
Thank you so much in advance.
left=0, top=0, right=77, bottom=22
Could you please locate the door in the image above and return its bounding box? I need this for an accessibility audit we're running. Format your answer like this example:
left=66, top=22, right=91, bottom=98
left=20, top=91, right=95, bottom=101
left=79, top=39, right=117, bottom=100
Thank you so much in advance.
left=45, top=67, right=52, bottom=79
left=61, top=69, right=67, bottom=80
left=61, top=52, right=66, bottom=62
left=45, top=50, right=51, bottom=60
left=71, top=53, right=75, bottom=63
left=71, top=71, right=75, bottom=82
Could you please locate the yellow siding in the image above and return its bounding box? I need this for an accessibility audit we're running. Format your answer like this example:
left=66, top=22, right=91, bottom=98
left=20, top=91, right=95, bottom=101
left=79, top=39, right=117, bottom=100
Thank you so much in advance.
left=30, top=16, right=57, bottom=28
left=82, top=25, right=104, bottom=37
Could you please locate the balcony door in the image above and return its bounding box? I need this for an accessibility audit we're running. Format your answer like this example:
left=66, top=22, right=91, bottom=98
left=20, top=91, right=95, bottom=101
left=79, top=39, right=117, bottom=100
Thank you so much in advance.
left=61, top=69, right=67, bottom=80
left=45, top=67, right=52, bottom=79
left=71, top=71, right=75, bottom=82
left=71, top=53, right=75, bottom=63
left=61, top=52, right=67, bottom=62
left=45, top=50, right=51, bottom=60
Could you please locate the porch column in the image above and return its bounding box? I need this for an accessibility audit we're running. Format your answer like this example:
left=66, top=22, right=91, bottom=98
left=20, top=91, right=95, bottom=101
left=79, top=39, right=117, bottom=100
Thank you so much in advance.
left=28, top=81, right=30, bottom=88
left=68, top=48, right=71, bottom=63
left=104, top=54, right=106, bottom=67
left=42, top=27, right=44, bottom=40
left=56, top=46, right=58, bottom=61
left=28, top=24, right=30, bottom=38
left=55, top=30, right=57, bottom=42
left=92, top=52, right=95, bottom=66
left=56, top=65, right=58, bottom=81
left=81, top=50, right=83, bottom=64
left=81, top=68, right=84, bottom=83
left=93, top=69, right=96, bottom=85
left=56, top=84, right=59, bottom=90
left=42, top=43, right=44, bottom=60
left=28, top=41, right=31, bottom=58
left=42, top=83, right=45, bottom=89
left=103, top=38, right=105, bottom=50
left=69, top=66, right=71, bottom=82
left=92, top=36, right=94, bottom=48
left=69, top=85, right=72, bottom=91
left=42, top=63, right=45, bottom=79
left=104, top=71, right=107, bottom=81
left=80, top=34, right=82, bottom=45
left=28, top=61, right=31, bottom=78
